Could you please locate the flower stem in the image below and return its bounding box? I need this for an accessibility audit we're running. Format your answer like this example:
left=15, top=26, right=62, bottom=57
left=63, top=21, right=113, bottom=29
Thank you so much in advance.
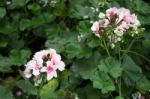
left=121, top=39, right=136, bottom=58
left=103, top=39, right=111, bottom=57
left=119, top=77, right=122, bottom=97
left=120, top=50, right=150, bottom=64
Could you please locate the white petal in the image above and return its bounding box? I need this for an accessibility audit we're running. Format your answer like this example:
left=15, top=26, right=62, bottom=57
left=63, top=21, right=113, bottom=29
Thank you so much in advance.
left=91, top=21, right=99, bottom=32
left=57, top=61, right=65, bottom=71
left=40, top=67, right=46, bottom=72
left=33, top=70, right=40, bottom=76
left=24, top=68, right=32, bottom=78
left=52, top=70, right=57, bottom=77
left=25, top=60, right=36, bottom=69
left=47, top=74, right=54, bottom=80
left=98, top=12, right=105, bottom=19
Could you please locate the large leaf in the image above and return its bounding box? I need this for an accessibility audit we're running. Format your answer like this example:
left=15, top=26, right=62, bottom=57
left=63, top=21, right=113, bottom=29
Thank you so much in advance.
left=98, top=57, right=122, bottom=78
left=123, top=55, right=142, bottom=86
left=40, top=79, right=59, bottom=99
left=8, top=49, right=31, bottom=66
left=0, top=49, right=31, bottom=72
left=17, top=80, right=37, bottom=95
left=90, top=70, right=115, bottom=93
left=0, top=85, right=14, bottom=99
left=0, top=22, right=18, bottom=34
left=71, top=51, right=101, bottom=79
left=77, top=84, right=101, bottom=99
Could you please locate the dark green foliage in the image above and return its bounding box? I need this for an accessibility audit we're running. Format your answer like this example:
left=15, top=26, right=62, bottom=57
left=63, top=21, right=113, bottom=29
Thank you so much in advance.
left=0, top=0, right=150, bottom=99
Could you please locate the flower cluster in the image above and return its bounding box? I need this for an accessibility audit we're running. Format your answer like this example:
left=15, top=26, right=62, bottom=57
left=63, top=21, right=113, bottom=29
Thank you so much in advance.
left=91, top=7, right=141, bottom=48
left=24, top=49, right=65, bottom=82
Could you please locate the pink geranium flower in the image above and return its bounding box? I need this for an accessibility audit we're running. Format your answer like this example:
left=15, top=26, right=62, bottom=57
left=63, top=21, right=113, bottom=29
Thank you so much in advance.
left=91, top=21, right=100, bottom=37
left=40, top=61, right=57, bottom=80
left=24, top=48, right=65, bottom=82
left=106, top=7, right=118, bottom=19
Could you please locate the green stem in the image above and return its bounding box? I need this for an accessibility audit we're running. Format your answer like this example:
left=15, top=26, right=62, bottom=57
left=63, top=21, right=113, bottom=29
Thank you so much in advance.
left=121, top=39, right=136, bottom=59
left=119, top=77, right=122, bottom=97
left=118, top=46, right=122, bottom=97
left=103, top=38, right=111, bottom=57
left=120, top=50, right=150, bottom=64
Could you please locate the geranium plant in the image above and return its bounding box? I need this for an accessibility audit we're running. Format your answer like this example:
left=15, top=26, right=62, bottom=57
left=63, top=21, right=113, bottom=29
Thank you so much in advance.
left=0, top=0, right=150, bottom=99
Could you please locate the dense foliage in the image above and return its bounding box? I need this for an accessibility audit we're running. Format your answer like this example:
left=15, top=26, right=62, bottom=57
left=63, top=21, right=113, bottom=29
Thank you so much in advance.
left=0, top=0, right=150, bottom=99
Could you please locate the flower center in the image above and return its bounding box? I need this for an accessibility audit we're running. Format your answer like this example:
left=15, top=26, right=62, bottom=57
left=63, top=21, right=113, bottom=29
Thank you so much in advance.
left=46, top=66, right=53, bottom=73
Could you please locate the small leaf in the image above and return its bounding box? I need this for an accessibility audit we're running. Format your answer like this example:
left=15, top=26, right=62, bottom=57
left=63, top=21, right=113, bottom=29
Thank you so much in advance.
left=19, top=19, right=31, bottom=31
left=27, top=3, right=41, bottom=14
left=12, top=0, right=26, bottom=8
left=77, top=21, right=91, bottom=38
left=0, top=8, right=6, bottom=18
left=136, top=76, right=150, bottom=92
left=0, top=35, right=8, bottom=47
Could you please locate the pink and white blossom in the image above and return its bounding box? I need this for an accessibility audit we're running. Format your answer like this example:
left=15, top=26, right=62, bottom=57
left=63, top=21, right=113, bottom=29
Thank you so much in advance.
left=24, top=48, right=65, bottom=82
left=106, top=7, right=118, bottom=19
left=91, top=7, right=141, bottom=46
left=91, top=21, right=100, bottom=37
left=40, top=61, right=57, bottom=80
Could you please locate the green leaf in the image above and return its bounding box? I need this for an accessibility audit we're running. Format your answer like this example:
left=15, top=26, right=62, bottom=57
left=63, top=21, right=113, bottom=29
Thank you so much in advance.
left=17, top=80, right=37, bottom=95
left=0, top=22, right=18, bottom=34
left=31, top=13, right=55, bottom=28
left=45, top=37, right=65, bottom=53
left=133, top=0, right=150, bottom=14
left=40, top=79, right=59, bottom=99
left=71, top=51, right=101, bottom=79
left=0, top=8, right=6, bottom=18
left=0, top=85, right=14, bottom=99
left=0, top=35, right=8, bottom=47
left=8, top=49, right=31, bottom=66
left=136, top=76, right=150, bottom=93
left=64, top=41, right=91, bottom=59
left=68, top=5, right=93, bottom=19
left=77, top=21, right=91, bottom=38
left=27, top=3, right=41, bottom=14
left=12, top=0, right=26, bottom=8
left=123, top=55, right=142, bottom=86
left=0, top=49, right=31, bottom=72
left=90, top=70, right=115, bottom=93
left=98, top=57, right=122, bottom=78
left=77, top=84, right=100, bottom=99
left=19, top=19, right=31, bottom=31
left=115, top=96, right=124, bottom=99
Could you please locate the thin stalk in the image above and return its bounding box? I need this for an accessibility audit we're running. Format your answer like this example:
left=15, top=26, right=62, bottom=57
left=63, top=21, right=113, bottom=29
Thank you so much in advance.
left=118, top=45, right=122, bottom=97
left=103, top=38, right=111, bottom=57
left=121, top=39, right=136, bottom=59
left=118, top=77, right=122, bottom=97
left=120, top=50, right=150, bottom=64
